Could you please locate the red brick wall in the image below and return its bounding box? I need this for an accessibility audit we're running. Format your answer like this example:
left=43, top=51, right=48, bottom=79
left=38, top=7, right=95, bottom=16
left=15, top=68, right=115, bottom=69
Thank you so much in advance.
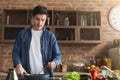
left=0, top=0, right=120, bottom=72
left=0, top=45, right=13, bottom=72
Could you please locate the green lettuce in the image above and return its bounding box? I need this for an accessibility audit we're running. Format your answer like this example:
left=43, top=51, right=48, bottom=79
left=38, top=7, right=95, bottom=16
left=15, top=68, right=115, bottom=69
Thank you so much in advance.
left=62, top=71, right=80, bottom=80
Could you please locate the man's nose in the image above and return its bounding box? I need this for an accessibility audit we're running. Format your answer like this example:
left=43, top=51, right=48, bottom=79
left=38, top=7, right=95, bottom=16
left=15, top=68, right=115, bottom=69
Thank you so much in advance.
left=38, top=20, right=42, bottom=24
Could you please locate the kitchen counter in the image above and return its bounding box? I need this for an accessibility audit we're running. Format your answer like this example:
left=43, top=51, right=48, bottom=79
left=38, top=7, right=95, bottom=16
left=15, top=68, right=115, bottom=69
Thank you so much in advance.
left=0, top=71, right=102, bottom=79
left=54, top=71, right=103, bottom=78
left=0, top=72, right=91, bottom=79
left=54, top=72, right=91, bottom=77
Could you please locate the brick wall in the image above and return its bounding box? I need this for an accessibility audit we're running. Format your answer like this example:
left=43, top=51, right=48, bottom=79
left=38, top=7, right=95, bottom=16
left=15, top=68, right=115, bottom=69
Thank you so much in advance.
left=0, top=0, right=120, bottom=72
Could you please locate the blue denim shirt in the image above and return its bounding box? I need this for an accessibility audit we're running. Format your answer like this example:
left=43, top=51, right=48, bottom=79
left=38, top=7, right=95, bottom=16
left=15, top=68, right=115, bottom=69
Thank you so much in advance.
left=12, top=26, right=61, bottom=77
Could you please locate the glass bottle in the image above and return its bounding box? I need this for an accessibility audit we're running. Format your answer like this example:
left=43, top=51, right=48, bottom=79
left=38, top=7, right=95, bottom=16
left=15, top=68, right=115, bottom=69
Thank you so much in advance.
left=81, top=15, right=87, bottom=26
left=81, top=15, right=84, bottom=26
left=64, top=17, right=69, bottom=26
left=47, top=17, right=50, bottom=25
left=94, top=14, right=97, bottom=26
left=6, top=69, right=14, bottom=80
left=92, top=55, right=96, bottom=65
left=55, top=13, right=59, bottom=25
left=90, top=13, right=94, bottom=26
left=6, top=15, right=9, bottom=24
left=84, top=15, right=87, bottom=26
left=6, top=68, right=18, bottom=80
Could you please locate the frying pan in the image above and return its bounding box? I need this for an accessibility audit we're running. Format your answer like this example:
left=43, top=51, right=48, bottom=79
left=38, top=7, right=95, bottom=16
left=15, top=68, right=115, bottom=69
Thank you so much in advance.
left=24, top=74, right=49, bottom=80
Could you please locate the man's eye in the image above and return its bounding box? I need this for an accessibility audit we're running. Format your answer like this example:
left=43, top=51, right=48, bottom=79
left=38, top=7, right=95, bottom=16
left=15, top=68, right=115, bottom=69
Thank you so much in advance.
left=42, top=19, right=46, bottom=22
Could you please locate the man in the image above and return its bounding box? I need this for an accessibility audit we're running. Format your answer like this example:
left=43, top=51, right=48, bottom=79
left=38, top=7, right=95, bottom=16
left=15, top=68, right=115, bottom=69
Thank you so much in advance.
left=12, top=5, right=61, bottom=78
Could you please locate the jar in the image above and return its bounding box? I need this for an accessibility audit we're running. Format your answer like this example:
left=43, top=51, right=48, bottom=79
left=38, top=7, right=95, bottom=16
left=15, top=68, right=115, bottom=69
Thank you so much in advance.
left=103, top=57, right=112, bottom=69
left=62, top=64, right=67, bottom=72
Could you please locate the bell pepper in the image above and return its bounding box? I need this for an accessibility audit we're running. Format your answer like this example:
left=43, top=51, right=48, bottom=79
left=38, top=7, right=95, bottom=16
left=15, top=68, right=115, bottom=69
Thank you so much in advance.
left=91, top=69, right=99, bottom=80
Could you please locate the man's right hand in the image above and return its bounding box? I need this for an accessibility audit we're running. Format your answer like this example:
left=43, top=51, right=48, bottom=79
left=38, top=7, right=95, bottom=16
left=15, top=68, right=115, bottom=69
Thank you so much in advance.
left=15, top=64, right=28, bottom=77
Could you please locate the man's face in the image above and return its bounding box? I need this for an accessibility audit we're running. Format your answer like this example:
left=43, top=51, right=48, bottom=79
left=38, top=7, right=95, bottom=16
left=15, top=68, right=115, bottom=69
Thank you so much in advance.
left=32, top=14, right=47, bottom=30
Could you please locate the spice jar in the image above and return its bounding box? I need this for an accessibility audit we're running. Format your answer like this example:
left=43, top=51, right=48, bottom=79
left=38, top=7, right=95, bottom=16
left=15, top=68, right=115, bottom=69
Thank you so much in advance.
left=61, top=64, right=67, bottom=72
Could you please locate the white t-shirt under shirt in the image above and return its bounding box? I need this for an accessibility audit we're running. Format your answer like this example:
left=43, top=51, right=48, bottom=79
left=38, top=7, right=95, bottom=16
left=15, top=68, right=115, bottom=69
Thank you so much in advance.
left=29, top=29, right=44, bottom=74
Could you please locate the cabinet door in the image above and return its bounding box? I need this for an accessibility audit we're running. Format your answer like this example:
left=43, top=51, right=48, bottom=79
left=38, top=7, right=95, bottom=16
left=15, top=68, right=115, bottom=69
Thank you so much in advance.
left=53, top=26, right=77, bottom=43
left=78, top=27, right=101, bottom=43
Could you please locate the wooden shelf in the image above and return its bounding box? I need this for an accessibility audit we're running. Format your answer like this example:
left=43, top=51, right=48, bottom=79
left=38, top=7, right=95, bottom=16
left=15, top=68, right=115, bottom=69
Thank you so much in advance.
left=4, top=24, right=29, bottom=27
left=53, top=11, right=76, bottom=26
left=1, top=9, right=101, bottom=44
left=79, top=27, right=101, bottom=41
left=52, top=26, right=77, bottom=43
left=4, top=10, right=28, bottom=25
left=78, top=40, right=101, bottom=44
left=77, top=11, right=101, bottom=26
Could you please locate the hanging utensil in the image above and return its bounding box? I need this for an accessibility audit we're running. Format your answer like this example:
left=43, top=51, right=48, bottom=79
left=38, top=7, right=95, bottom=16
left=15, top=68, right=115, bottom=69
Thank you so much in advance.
left=38, top=66, right=48, bottom=74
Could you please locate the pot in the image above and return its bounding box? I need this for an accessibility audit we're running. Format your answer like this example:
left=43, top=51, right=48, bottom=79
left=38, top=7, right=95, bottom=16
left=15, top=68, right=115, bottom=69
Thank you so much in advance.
left=24, top=74, right=49, bottom=80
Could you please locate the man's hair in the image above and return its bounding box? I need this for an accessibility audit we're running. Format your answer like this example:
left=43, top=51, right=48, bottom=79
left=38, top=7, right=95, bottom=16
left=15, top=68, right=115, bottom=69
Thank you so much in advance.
left=32, top=6, right=48, bottom=17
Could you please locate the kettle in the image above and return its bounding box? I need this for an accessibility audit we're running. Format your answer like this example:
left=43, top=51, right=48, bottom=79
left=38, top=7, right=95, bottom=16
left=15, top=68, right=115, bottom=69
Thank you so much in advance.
left=6, top=68, right=18, bottom=80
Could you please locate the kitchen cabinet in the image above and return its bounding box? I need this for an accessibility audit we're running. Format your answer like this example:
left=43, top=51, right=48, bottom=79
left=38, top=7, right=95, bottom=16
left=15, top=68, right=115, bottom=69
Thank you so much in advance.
left=78, top=27, right=101, bottom=43
left=53, top=11, right=76, bottom=26
left=77, top=11, right=101, bottom=44
left=2, top=10, right=29, bottom=43
left=53, top=26, right=77, bottom=43
left=1, top=9, right=101, bottom=44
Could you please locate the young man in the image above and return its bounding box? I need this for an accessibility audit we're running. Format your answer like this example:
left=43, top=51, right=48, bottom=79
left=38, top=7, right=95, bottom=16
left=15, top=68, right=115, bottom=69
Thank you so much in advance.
left=12, top=5, right=61, bottom=78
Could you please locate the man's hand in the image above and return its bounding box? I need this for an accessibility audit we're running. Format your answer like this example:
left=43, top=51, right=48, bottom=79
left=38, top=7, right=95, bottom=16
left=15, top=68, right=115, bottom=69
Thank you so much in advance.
left=47, top=61, right=56, bottom=70
left=15, top=64, right=28, bottom=77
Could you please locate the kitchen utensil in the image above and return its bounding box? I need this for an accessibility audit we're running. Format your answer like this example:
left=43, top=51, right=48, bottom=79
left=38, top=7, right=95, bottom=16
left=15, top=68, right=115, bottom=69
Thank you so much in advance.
left=25, top=66, right=49, bottom=80
left=38, top=66, right=47, bottom=74
left=6, top=68, right=18, bottom=80
left=73, top=62, right=85, bottom=67
left=101, top=66, right=114, bottom=73
left=25, top=74, right=49, bottom=80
